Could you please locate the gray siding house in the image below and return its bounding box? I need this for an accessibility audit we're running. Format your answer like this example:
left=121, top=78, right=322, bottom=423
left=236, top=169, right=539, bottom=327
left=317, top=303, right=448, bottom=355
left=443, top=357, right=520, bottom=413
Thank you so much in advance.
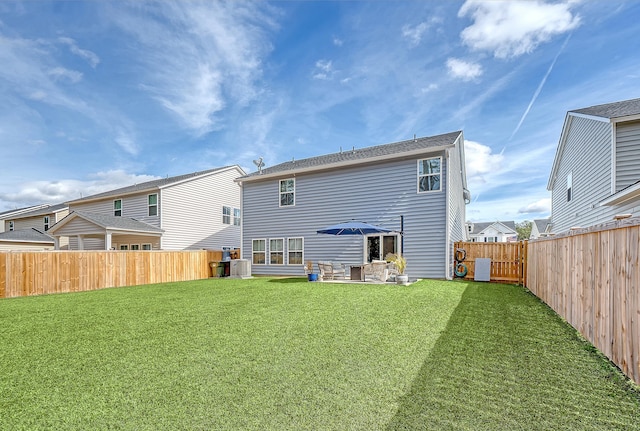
left=548, top=98, right=640, bottom=233
left=2, top=203, right=70, bottom=249
left=236, top=132, right=470, bottom=280
left=49, top=166, right=245, bottom=250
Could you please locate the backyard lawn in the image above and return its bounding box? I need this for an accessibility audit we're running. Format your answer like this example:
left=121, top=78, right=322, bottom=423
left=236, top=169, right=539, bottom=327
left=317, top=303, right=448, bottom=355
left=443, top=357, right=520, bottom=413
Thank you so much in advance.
left=1, top=278, right=639, bottom=430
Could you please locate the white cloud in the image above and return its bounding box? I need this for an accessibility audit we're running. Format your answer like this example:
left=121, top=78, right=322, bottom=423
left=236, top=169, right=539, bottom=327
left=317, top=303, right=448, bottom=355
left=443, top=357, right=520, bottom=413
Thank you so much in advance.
left=333, top=36, right=343, bottom=47
left=402, top=22, right=429, bottom=46
left=58, top=37, right=100, bottom=68
left=0, top=170, right=160, bottom=208
left=447, top=57, right=483, bottom=81
left=313, top=59, right=334, bottom=80
left=464, top=140, right=505, bottom=186
left=48, top=67, right=82, bottom=83
left=110, top=2, right=276, bottom=137
left=458, top=0, right=581, bottom=58
left=519, top=198, right=551, bottom=214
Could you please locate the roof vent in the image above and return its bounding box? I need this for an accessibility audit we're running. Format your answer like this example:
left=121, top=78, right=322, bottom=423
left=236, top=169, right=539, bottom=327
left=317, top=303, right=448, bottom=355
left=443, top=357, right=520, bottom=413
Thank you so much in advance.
left=252, top=157, right=265, bottom=173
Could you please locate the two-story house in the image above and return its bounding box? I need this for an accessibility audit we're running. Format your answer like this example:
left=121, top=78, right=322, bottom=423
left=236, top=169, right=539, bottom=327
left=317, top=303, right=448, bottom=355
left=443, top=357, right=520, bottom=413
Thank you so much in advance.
left=236, top=131, right=470, bottom=280
left=548, top=98, right=640, bottom=233
left=529, top=218, right=552, bottom=239
left=1, top=203, right=69, bottom=249
left=0, top=204, right=49, bottom=233
left=466, top=221, right=517, bottom=242
left=49, top=166, right=245, bottom=250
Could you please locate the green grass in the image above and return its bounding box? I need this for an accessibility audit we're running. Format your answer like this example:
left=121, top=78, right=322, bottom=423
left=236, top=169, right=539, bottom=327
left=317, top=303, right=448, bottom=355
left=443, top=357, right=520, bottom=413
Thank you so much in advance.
left=1, top=278, right=639, bottom=430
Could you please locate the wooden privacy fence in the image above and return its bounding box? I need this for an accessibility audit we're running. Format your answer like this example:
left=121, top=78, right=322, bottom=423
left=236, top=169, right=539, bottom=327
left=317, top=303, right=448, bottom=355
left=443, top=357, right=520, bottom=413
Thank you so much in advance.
left=453, top=241, right=527, bottom=285
left=527, top=221, right=640, bottom=386
left=0, top=250, right=234, bottom=298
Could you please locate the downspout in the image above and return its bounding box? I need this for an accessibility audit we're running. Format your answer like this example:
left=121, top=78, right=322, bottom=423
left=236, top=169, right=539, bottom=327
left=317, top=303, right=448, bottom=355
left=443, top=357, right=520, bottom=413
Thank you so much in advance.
left=445, top=148, right=452, bottom=280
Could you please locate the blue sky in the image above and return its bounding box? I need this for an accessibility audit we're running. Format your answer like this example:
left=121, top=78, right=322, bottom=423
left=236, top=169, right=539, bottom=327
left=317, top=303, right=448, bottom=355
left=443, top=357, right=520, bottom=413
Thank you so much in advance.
left=1, top=1, right=639, bottom=222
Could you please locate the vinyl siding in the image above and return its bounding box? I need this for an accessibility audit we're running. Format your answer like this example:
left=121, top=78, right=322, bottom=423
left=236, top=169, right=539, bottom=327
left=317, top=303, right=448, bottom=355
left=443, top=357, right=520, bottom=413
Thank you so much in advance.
left=70, top=194, right=160, bottom=228
left=615, top=120, right=640, bottom=191
left=242, top=150, right=456, bottom=279
left=10, top=211, right=69, bottom=248
left=160, top=167, right=243, bottom=250
left=550, top=115, right=612, bottom=233
left=0, top=242, right=55, bottom=251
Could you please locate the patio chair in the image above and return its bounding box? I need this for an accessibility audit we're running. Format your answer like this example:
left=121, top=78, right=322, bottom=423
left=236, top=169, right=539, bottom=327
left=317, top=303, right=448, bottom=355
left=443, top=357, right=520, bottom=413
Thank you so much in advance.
left=317, top=261, right=346, bottom=280
left=364, top=260, right=389, bottom=282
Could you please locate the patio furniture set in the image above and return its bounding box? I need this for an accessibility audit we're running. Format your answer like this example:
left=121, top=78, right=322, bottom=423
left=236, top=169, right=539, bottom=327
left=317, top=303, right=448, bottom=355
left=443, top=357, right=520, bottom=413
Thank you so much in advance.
left=308, top=260, right=399, bottom=283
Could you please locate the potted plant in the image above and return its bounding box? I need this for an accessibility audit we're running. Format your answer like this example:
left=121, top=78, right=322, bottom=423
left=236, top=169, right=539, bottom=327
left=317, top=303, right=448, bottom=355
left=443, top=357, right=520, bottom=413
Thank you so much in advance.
left=385, top=253, right=409, bottom=285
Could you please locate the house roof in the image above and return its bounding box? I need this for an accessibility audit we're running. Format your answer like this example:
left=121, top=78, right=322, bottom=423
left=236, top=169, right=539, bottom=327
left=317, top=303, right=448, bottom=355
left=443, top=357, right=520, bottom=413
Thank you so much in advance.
left=66, top=165, right=244, bottom=205
left=533, top=218, right=551, bottom=233
left=0, top=204, right=49, bottom=219
left=570, top=97, right=640, bottom=120
left=0, top=228, right=54, bottom=243
left=9, top=203, right=68, bottom=219
left=468, top=221, right=516, bottom=235
left=237, top=131, right=463, bottom=181
left=49, top=211, right=164, bottom=235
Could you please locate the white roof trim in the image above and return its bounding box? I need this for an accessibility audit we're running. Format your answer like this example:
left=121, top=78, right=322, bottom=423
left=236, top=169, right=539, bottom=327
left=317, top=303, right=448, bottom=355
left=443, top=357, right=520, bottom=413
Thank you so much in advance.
left=600, top=181, right=640, bottom=206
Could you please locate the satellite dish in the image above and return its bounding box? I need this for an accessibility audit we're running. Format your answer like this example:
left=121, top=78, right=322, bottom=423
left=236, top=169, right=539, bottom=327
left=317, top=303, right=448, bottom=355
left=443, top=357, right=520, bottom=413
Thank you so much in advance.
left=252, top=157, right=265, bottom=173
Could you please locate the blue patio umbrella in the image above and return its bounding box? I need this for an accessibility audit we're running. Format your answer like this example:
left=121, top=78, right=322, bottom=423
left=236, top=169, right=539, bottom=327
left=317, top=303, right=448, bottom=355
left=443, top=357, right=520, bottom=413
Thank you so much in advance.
left=316, top=220, right=393, bottom=236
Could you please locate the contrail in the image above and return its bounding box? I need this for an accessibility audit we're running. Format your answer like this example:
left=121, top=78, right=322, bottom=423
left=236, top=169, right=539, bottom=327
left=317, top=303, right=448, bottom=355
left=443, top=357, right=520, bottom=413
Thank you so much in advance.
left=510, top=33, right=572, bottom=140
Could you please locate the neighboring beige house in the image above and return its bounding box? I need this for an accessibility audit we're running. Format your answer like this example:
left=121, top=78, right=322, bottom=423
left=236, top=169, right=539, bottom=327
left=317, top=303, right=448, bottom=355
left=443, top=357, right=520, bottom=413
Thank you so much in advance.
left=1, top=203, right=69, bottom=249
left=530, top=218, right=552, bottom=239
left=0, top=228, right=55, bottom=251
left=466, top=221, right=518, bottom=242
left=0, top=204, right=49, bottom=233
left=49, top=166, right=245, bottom=251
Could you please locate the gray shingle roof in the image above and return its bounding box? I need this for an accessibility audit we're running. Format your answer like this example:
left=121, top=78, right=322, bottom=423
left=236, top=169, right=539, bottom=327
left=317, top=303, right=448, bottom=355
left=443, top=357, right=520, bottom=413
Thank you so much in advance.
left=533, top=218, right=551, bottom=233
left=0, top=228, right=54, bottom=243
left=72, top=211, right=164, bottom=233
left=469, top=221, right=516, bottom=234
left=571, top=98, right=640, bottom=119
left=11, top=203, right=68, bottom=219
left=67, top=166, right=238, bottom=204
left=238, top=131, right=462, bottom=179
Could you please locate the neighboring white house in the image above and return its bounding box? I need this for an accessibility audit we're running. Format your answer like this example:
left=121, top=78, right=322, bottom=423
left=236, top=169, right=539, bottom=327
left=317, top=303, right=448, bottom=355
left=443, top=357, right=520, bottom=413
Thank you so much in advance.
left=548, top=98, right=640, bottom=233
left=466, top=221, right=518, bottom=242
left=236, top=131, right=470, bottom=280
left=529, top=218, right=552, bottom=239
left=49, top=166, right=245, bottom=250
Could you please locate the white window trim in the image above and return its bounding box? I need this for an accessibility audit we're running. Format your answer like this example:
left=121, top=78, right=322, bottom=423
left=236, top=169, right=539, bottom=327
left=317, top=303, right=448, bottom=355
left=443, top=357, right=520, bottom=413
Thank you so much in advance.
left=119, top=244, right=129, bottom=250
left=233, top=208, right=241, bottom=226
left=142, top=244, right=152, bottom=250
left=279, top=178, right=295, bottom=207
left=567, top=171, right=573, bottom=202
left=222, top=206, right=232, bottom=224
left=44, top=216, right=50, bottom=231
left=417, top=156, right=443, bottom=193
left=269, top=238, right=285, bottom=265
left=287, top=237, right=304, bottom=265
left=8, top=220, right=14, bottom=231
left=130, top=244, right=140, bottom=250
left=252, top=238, right=267, bottom=266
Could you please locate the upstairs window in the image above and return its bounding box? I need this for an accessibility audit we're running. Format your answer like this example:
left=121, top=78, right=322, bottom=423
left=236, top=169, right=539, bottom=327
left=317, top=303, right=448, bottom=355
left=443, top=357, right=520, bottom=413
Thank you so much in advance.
left=148, top=194, right=158, bottom=216
left=8, top=221, right=14, bottom=231
left=233, top=208, right=241, bottom=226
left=223, top=206, right=231, bottom=224
left=567, top=172, right=572, bottom=202
left=418, top=157, right=441, bottom=192
left=44, top=216, right=50, bottom=231
left=114, top=199, right=122, bottom=217
left=279, top=179, right=295, bottom=206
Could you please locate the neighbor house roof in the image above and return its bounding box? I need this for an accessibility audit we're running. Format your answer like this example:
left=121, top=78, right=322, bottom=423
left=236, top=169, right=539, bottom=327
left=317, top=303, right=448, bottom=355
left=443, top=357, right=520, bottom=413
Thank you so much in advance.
left=237, top=131, right=463, bottom=182
left=66, top=165, right=245, bottom=205
left=570, top=97, right=640, bottom=120
left=468, top=221, right=516, bottom=235
left=0, top=204, right=49, bottom=219
left=8, top=203, right=68, bottom=219
left=49, top=211, right=164, bottom=235
left=0, top=228, right=54, bottom=244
